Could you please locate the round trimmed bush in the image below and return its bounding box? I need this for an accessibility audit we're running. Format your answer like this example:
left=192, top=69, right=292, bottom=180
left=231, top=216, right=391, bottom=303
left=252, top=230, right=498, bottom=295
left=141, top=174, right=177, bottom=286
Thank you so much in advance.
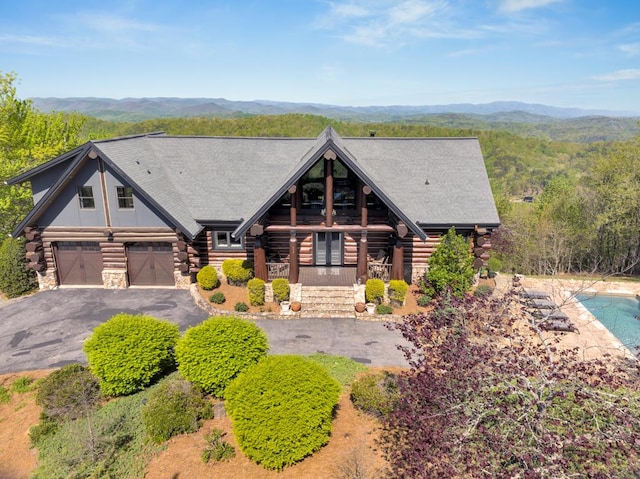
left=225, top=355, right=341, bottom=471
left=247, top=278, right=265, bottom=306
left=235, top=301, right=249, bottom=312
left=83, top=313, right=180, bottom=396
left=222, top=259, right=253, bottom=285
left=350, top=371, right=399, bottom=418
left=209, top=291, right=226, bottom=304
left=175, top=316, right=268, bottom=397
left=35, top=364, right=100, bottom=421
left=142, top=374, right=213, bottom=444
left=388, top=279, right=408, bottom=305
left=271, top=278, right=290, bottom=303
left=197, top=265, right=220, bottom=290
left=365, top=278, right=385, bottom=304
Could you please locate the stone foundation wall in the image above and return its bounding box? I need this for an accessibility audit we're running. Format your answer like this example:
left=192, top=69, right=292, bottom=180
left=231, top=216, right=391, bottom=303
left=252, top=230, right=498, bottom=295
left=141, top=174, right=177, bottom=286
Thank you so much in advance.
left=102, top=269, right=128, bottom=289
left=37, top=269, right=58, bottom=290
left=174, top=271, right=192, bottom=289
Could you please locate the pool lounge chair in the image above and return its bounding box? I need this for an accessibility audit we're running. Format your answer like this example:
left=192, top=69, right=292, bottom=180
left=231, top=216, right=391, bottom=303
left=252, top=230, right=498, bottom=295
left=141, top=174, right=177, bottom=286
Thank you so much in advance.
left=519, top=288, right=550, bottom=300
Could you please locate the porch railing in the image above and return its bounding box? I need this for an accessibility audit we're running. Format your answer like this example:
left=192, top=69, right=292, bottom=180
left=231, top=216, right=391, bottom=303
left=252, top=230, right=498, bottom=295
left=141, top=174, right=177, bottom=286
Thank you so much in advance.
left=368, top=263, right=391, bottom=281
left=267, top=262, right=289, bottom=281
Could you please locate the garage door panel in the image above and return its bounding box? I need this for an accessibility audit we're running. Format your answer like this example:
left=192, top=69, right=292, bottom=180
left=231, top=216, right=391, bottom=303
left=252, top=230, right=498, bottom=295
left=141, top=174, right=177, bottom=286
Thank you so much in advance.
left=127, top=243, right=174, bottom=286
left=55, top=242, right=103, bottom=285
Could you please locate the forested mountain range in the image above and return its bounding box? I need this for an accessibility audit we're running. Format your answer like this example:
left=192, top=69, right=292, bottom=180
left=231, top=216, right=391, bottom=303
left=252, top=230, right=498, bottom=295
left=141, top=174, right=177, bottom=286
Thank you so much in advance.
left=32, top=97, right=640, bottom=143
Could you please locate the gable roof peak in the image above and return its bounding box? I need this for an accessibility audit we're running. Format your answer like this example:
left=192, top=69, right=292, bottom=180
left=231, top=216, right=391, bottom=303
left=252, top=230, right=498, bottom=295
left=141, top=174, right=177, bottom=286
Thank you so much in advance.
left=319, top=125, right=341, bottom=143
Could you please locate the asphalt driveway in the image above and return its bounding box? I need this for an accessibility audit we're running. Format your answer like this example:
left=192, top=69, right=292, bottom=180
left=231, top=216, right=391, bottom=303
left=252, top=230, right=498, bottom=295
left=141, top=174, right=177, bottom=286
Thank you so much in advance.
left=0, top=289, right=410, bottom=374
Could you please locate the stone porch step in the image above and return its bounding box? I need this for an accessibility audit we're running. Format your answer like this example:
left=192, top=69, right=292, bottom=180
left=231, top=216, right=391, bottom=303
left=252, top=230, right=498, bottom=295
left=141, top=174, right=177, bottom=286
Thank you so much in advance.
left=300, top=286, right=355, bottom=318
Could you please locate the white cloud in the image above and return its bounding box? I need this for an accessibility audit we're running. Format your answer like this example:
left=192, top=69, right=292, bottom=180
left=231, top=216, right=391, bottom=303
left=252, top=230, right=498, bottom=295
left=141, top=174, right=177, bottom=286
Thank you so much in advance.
left=498, top=0, right=564, bottom=13
left=68, top=12, right=165, bottom=34
left=593, top=69, right=640, bottom=82
left=618, top=43, right=640, bottom=56
left=0, top=33, right=62, bottom=47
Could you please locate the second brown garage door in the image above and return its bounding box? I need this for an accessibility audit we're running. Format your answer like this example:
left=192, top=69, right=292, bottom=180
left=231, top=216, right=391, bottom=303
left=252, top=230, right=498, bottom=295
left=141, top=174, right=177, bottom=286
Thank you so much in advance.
left=126, top=242, right=175, bottom=286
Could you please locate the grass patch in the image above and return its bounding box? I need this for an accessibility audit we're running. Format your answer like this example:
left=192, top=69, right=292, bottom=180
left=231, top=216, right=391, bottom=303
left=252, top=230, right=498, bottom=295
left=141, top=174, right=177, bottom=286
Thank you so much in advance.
left=0, top=386, right=10, bottom=404
left=31, top=380, right=167, bottom=479
left=306, top=353, right=368, bottom=387
left=12, top=376, right=35, bottom=393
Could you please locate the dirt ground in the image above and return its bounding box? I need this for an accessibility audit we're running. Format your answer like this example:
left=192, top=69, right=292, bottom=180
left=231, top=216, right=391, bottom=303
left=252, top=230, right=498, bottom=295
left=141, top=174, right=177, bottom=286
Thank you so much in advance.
left=0, top=368, right=391, bottom=479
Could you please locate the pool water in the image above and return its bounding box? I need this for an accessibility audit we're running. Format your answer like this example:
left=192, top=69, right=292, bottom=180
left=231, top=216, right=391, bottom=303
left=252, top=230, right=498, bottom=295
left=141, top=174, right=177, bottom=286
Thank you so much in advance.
left=576, top=294, right=640, bottom=353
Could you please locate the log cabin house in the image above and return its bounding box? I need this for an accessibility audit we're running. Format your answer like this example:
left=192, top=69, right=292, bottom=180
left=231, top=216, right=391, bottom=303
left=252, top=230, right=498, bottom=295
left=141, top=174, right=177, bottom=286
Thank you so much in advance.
left=7, top=127, right=500, bottom=289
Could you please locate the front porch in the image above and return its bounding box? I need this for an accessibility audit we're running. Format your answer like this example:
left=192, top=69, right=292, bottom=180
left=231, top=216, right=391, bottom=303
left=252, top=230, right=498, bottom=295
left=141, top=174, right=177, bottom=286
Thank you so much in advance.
left=265, top=263, right=392, bottom=284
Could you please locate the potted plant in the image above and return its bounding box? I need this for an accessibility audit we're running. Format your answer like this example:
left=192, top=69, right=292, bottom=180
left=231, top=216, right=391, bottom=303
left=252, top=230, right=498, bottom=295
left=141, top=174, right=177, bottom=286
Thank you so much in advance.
left=290, top=301, right=301, bottom=312
left=280, top=301, right=291, bottom=312
left=355, top=302, right=366, bottom=313
left=365, top=302, right=376, bottom=314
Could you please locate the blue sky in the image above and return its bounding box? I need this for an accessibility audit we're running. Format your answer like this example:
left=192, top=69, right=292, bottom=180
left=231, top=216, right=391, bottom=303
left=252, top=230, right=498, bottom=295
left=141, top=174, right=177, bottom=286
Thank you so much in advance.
left=1, top=0, right=639, bottom=111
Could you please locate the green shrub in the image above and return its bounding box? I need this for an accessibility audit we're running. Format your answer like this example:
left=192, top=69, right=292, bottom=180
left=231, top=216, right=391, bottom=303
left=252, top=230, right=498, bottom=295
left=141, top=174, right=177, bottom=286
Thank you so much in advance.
left=474, top=284, right=494, bottom=297
left=83, top=313, right=180, bottom=396
left=197, top=265, right=220, bottom=290
left=487, top=255, right=502, bottom=273
left=0, top=238, right=38, bottom=299
left=209, top=291, right=226, bottom=304
left=365, top=278, right=385, bottom=304
left=417, top=294, right=432, bottom=307
left=201, top=428, right=236, bottom=463
left=0, top=385, right=9, bottom=404
left=225, top=355, right=341, bottom=471
left=350, top=371, right=399, bottom=418
left=35, top=364, right=100, bottom=421
left=426, top=226, right=475, bottom=298
left=222, top=259, right=253, bottom=285
left=271, top=278, right=290, bottom=303
left=175, top=316, right=268, bottom=397
left=28, top=413, right=59, bottom=447
left=247, top=277, right=265, bottom=306
left=12, top=375, right=35, bottom=393
left=376, top=304, right=393, bottom=315
left=235, top=301, right=249, bottom=312
left=142, top=374, right=213, bottom=444
left=388, top=279, right=409, bottom=305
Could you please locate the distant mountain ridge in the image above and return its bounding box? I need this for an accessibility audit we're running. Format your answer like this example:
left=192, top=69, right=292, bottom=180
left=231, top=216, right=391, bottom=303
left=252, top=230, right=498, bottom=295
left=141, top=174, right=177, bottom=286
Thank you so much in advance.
left=30, top=97, right=640, bottom=122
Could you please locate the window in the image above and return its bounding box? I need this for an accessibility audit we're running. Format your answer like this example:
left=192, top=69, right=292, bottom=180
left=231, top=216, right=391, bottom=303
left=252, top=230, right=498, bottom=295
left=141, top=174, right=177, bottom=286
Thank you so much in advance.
left=213, top=231, right=243, bottom=249
left=78, top=186, right=95, bottom=209
left=116, top=186, right=134, bottom=209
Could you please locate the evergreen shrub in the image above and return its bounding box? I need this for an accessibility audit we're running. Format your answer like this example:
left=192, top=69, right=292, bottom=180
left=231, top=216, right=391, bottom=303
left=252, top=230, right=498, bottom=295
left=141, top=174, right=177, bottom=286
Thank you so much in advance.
left=83, top=314, right=180, bottom=396
left=247, top=278, right=265, bottom=306
left=197, top=265, right=220, bottom=290
left=350, top=371, right=399, bottom=418
left=376, top=304, right=393, bottom=315
left=235, top=302, right=249, bottom=312
left=222, top=259, right=253, bottom=285
left=142, top=374, right=213, bottom=444
left=175, top=316, right=268, bottom=397
left=388, top=280, right=409, bottom=305
left=474, top=284, right=494, bottom=297
left=426, top=226, right=475, bottom=298
left=365, top=278, right=385, bottom=304
left=0, top=238, right=38, bottom=298
left=225, top=355, right=340, bottom=470
left=209, top=291, right=226, bottom=304
left=35, top=364, right=100, bottom=421
left=271, top=278, right=290, bottom=303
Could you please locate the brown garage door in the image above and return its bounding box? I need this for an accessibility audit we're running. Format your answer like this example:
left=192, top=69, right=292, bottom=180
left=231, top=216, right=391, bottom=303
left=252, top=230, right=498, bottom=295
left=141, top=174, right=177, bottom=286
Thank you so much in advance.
left=126, top=242, right=175, bottom=286
left=54, top=241, right=103, bottom=285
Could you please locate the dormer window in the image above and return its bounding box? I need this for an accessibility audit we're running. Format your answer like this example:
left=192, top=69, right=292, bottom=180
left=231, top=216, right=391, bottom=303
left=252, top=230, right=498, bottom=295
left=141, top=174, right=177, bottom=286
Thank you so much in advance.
left=78, top=186, right=95, bottom=209
left=116, top=186, right=134, bottom=209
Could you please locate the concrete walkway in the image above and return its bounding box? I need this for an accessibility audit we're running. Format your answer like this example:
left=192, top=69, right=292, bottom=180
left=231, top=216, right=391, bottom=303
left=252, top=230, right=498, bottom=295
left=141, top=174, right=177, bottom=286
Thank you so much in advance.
left=0, top=289, right=410, bottom=374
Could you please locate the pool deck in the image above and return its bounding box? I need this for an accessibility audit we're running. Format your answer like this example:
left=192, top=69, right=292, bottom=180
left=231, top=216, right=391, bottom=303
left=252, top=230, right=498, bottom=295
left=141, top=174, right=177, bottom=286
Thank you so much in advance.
left=496, top=275, right=640, bottom=361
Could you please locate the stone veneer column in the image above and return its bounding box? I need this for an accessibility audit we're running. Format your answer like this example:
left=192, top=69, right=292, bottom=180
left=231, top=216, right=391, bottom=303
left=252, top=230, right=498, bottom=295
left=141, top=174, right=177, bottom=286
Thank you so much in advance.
left=37, top=269, right=58, bottom=290
left=102, top=269, right=128, bottom=289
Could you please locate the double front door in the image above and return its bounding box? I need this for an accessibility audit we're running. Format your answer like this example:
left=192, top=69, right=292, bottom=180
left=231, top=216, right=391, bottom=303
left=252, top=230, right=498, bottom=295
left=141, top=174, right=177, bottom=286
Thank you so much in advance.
left=314, top=232, right=343, bottom=266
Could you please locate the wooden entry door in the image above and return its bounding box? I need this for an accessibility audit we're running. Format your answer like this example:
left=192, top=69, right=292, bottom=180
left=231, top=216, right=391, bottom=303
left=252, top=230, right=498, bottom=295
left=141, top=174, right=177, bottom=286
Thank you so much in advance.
left=126, top=242, right=175, bottom=286
left=54, top=241, right=103, bottom=285
left=314, top=232, right=343, bottom=266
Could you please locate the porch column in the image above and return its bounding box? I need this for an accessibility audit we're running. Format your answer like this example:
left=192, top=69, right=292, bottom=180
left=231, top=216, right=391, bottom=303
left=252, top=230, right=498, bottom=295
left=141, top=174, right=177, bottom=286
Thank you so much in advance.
left=253, top=235, right=267, bottom=281
left=288, top=230, right=299, bottom=283
left=391, top=236, right=404, bottom=281
left=324, top=150, right=335, bottom=227
left=289, top=185, right=298, bottom=227
left=357, top=229, right=368, bottom=282
left=361, top=185, right=371, bottom=227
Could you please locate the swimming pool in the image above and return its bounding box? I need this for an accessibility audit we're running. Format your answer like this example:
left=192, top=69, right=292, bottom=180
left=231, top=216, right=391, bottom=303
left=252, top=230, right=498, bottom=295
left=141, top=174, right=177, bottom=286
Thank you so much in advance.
left=576, top=293, right=640, bottom=353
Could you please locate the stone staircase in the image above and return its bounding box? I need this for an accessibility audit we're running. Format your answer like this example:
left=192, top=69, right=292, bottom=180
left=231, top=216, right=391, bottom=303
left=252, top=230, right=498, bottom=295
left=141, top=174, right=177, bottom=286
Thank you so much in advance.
left=300, top=285, right=356, bottom=318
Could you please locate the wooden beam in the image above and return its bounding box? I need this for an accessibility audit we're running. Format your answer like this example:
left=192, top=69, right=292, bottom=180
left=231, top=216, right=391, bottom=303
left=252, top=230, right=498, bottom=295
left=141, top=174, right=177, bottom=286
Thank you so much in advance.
left=264, top=224, right=394, bottom=233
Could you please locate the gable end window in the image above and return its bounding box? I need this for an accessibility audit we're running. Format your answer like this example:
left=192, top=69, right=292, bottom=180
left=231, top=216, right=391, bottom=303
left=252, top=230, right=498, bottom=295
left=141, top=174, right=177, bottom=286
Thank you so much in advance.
left=78, top=186, right=95, bottom=209
left=116, top=186, right=134, bottom=209
left=213, top=231, right=243, bottom=249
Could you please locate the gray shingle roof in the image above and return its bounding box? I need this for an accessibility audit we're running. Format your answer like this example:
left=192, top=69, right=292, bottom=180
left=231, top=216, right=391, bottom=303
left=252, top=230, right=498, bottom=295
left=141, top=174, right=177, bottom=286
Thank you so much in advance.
left=10, top=127, right=500, bottom=239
